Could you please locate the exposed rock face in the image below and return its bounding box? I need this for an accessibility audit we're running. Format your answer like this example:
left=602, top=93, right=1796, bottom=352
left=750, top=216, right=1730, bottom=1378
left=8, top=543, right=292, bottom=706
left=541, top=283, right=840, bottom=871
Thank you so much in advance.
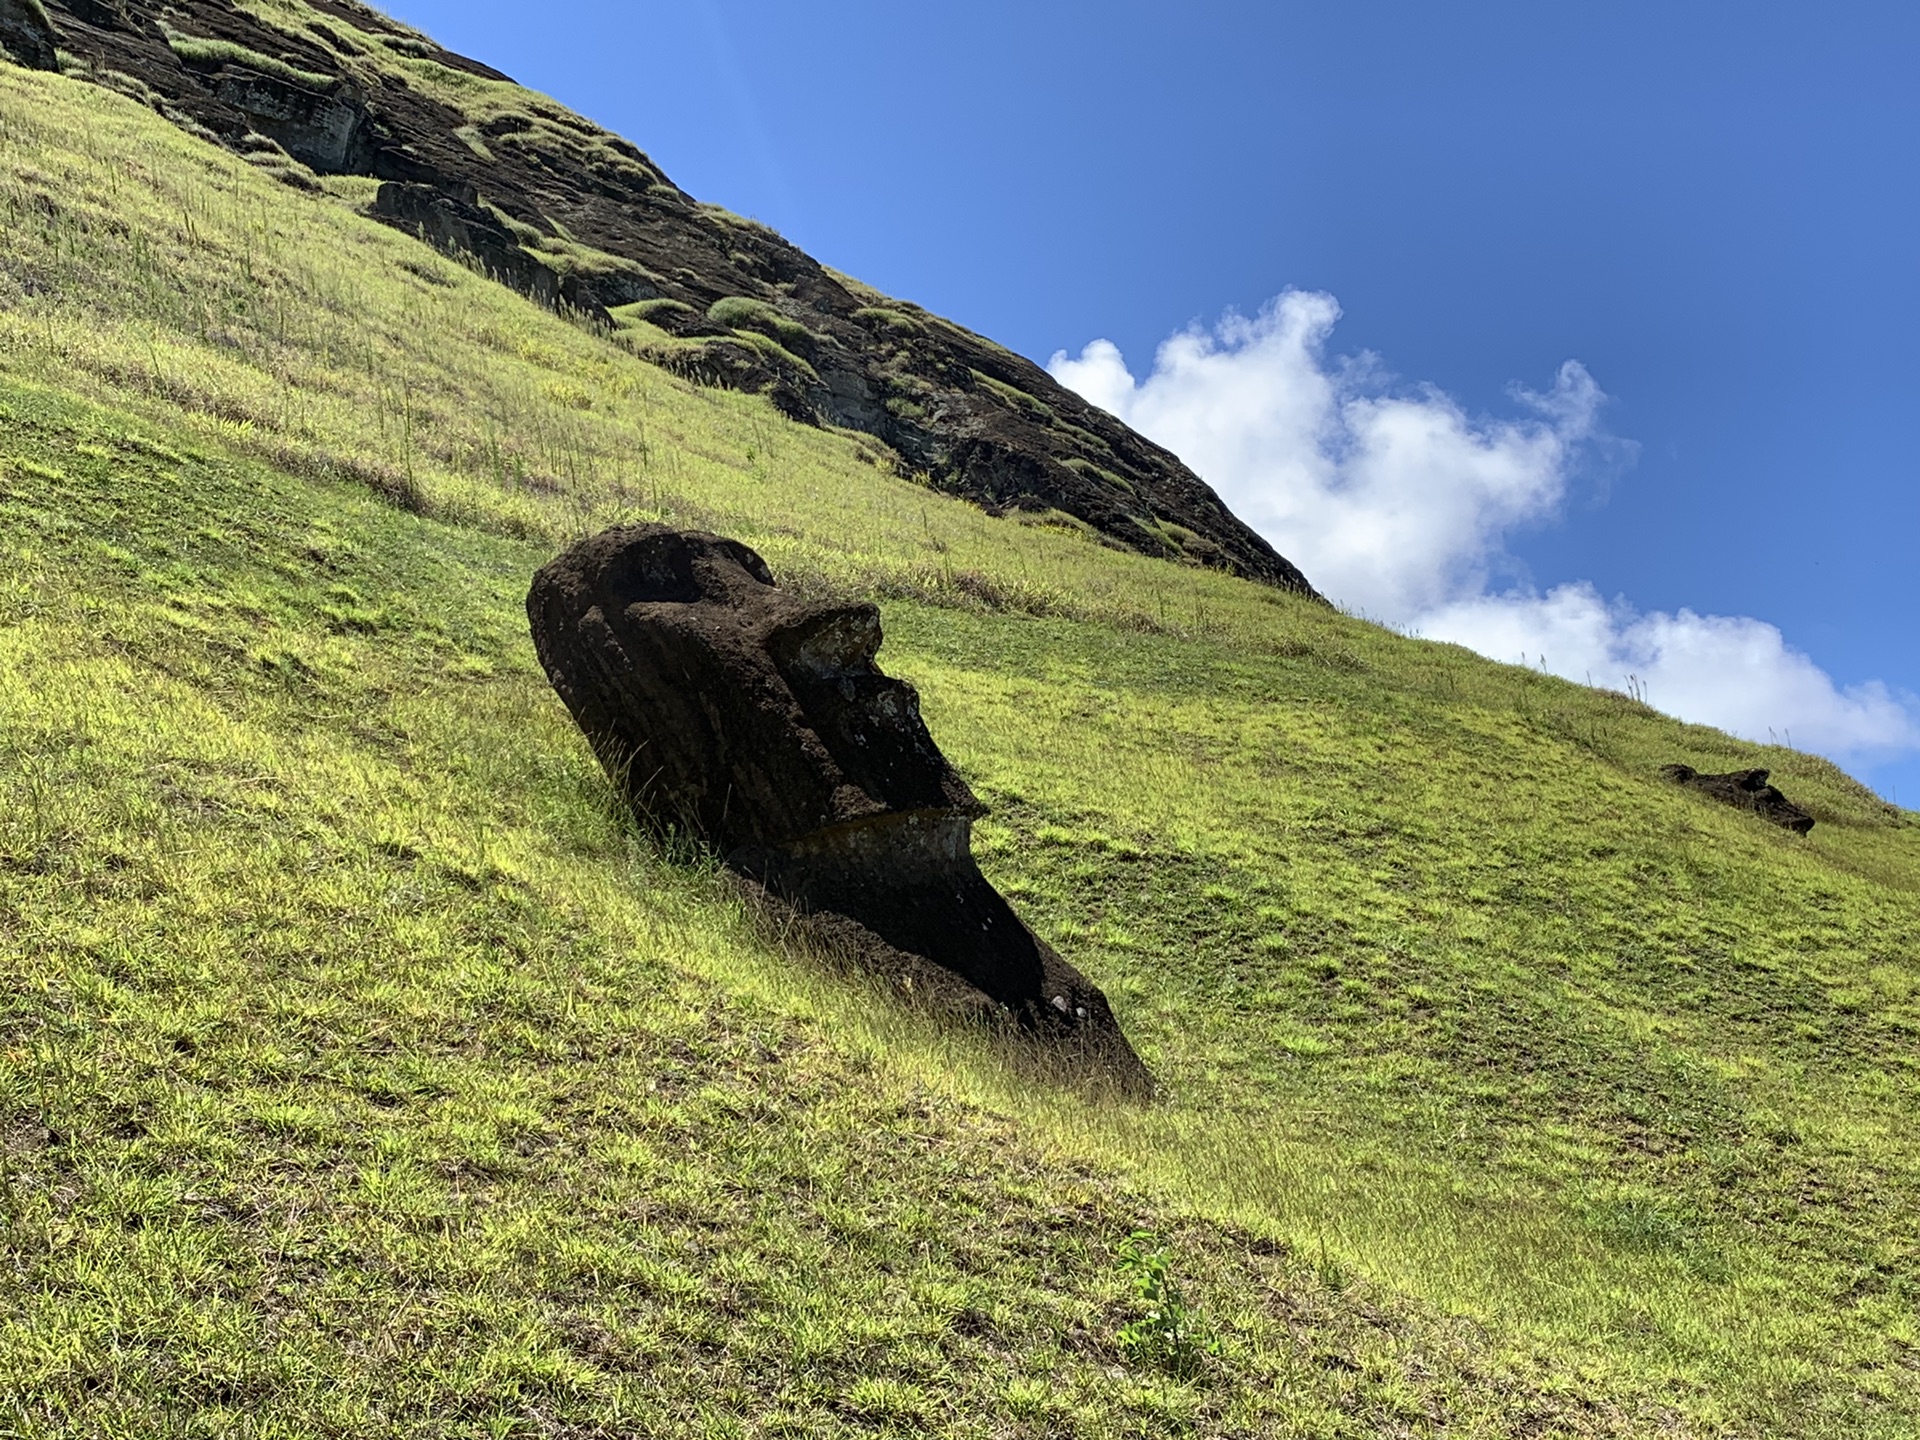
left=41, top=0, right=1319, bottom=597
left=1661, top=765, right=1815, bottom=834
left=371, top=180, right=621, bottom=314
left=528, top=525, right=1153, bottom=1094
left=0, top=0, right=59, bottom=70
left=209, top=68, right=372, bottom=173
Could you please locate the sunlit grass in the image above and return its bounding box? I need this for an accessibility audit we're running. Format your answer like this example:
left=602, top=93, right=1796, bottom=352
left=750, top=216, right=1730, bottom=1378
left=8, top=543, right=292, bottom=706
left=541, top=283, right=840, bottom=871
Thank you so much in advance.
left=1, top=47, right=1916, bottom=1437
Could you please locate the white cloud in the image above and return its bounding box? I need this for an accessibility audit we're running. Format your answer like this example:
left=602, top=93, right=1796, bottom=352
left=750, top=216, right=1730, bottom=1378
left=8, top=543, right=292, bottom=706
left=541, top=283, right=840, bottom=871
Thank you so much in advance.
left=1052, top=292, right=1602, bottom=621
left=1050, top=292, right=1920, bottom=765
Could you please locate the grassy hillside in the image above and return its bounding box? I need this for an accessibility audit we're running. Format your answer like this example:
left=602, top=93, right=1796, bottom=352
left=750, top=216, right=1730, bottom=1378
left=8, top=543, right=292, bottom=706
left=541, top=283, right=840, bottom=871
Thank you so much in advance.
left=2, top=60, right=1917, bottom=1439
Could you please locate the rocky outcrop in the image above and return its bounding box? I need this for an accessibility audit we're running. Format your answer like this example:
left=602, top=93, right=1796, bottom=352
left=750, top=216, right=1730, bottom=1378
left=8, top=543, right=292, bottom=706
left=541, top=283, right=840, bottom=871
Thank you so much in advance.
left=0, top=0, right=59, bottom=69
left=528, top=525, right=1154, bottom=1094
left=208, top=67, right=372, bottom=173
left=1661, top=765, right=1815, bottom=834
left=370, top=181, right=627, bottom=314
left=40, top=0, right=1320, bottom=597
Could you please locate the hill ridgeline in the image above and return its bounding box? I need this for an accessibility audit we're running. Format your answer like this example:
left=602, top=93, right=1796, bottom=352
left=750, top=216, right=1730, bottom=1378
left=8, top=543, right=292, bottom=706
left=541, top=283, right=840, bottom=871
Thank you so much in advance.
left=15, top=0, right=1319, bottom=594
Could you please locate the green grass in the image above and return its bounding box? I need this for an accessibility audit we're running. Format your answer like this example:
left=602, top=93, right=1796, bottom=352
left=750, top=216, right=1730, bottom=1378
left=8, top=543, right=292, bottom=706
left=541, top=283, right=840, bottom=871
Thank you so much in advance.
left=972, top=367, right=1057, bottom=421
left=853, top=305, right=926, bottom=337
left=164, top=34, right=338, bottom=92
left=707, top=295, right=821, bottom=356
left=0, top=372, right=1657, bottom=1440
left=612, top=297, right=696, bottom=330
left=1, top=44, right=1917, bottom=1438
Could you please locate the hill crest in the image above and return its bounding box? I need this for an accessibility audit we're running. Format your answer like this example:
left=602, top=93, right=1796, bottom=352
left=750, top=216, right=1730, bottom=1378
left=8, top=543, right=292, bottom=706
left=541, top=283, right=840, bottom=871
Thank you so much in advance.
left=23, top=0, right=1321, bottom=594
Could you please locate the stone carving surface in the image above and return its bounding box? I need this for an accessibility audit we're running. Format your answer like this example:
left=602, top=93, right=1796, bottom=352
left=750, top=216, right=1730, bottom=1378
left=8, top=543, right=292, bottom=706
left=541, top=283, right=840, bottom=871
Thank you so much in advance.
left=1661, top=765, right=1815, bottom=834
left=529, top=524, right=1152, bottom=1094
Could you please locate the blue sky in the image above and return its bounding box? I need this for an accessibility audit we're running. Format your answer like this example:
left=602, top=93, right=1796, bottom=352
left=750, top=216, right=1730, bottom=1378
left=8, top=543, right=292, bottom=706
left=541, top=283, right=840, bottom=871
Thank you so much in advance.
left=387, top=0, right=1919, bottom=804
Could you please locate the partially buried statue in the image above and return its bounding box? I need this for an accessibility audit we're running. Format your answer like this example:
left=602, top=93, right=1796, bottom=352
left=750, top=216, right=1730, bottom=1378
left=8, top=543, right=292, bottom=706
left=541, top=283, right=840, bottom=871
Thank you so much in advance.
left=1660, top=764, right=1815, bottom=835
left=528, top=524, right=1152, bottom=1095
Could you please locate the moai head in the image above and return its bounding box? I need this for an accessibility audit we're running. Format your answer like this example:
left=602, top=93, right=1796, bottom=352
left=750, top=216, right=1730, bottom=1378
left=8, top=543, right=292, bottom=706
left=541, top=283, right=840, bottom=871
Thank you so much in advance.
left=527, top=524, right=980, bottom=857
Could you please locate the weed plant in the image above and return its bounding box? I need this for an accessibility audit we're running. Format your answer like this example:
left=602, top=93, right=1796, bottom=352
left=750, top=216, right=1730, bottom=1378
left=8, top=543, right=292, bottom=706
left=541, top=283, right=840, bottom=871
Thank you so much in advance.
left=1114, top=1231, right=1220, bottom=1379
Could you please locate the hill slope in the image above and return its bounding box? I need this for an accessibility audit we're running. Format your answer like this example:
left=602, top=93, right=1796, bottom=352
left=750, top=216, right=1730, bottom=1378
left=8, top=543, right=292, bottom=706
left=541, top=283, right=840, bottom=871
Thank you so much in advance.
left=15, top=0, right=1318, bottom=594
left=2, top=46, right=1919, bottom=1440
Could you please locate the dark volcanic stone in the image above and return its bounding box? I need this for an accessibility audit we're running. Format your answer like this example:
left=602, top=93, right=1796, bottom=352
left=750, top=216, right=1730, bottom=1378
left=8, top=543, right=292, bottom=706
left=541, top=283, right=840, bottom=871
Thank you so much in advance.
left=58, top=0, right=120, bottom=26
left=212, top=69, right=372, bottom=173
left=528, top=524, right=1153, bottom=1095
left=372, top=181, right=629, bottom=316
left=1661, top=765, right=1815, bottom=834
left=0, top=0, right=59, bottom=69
